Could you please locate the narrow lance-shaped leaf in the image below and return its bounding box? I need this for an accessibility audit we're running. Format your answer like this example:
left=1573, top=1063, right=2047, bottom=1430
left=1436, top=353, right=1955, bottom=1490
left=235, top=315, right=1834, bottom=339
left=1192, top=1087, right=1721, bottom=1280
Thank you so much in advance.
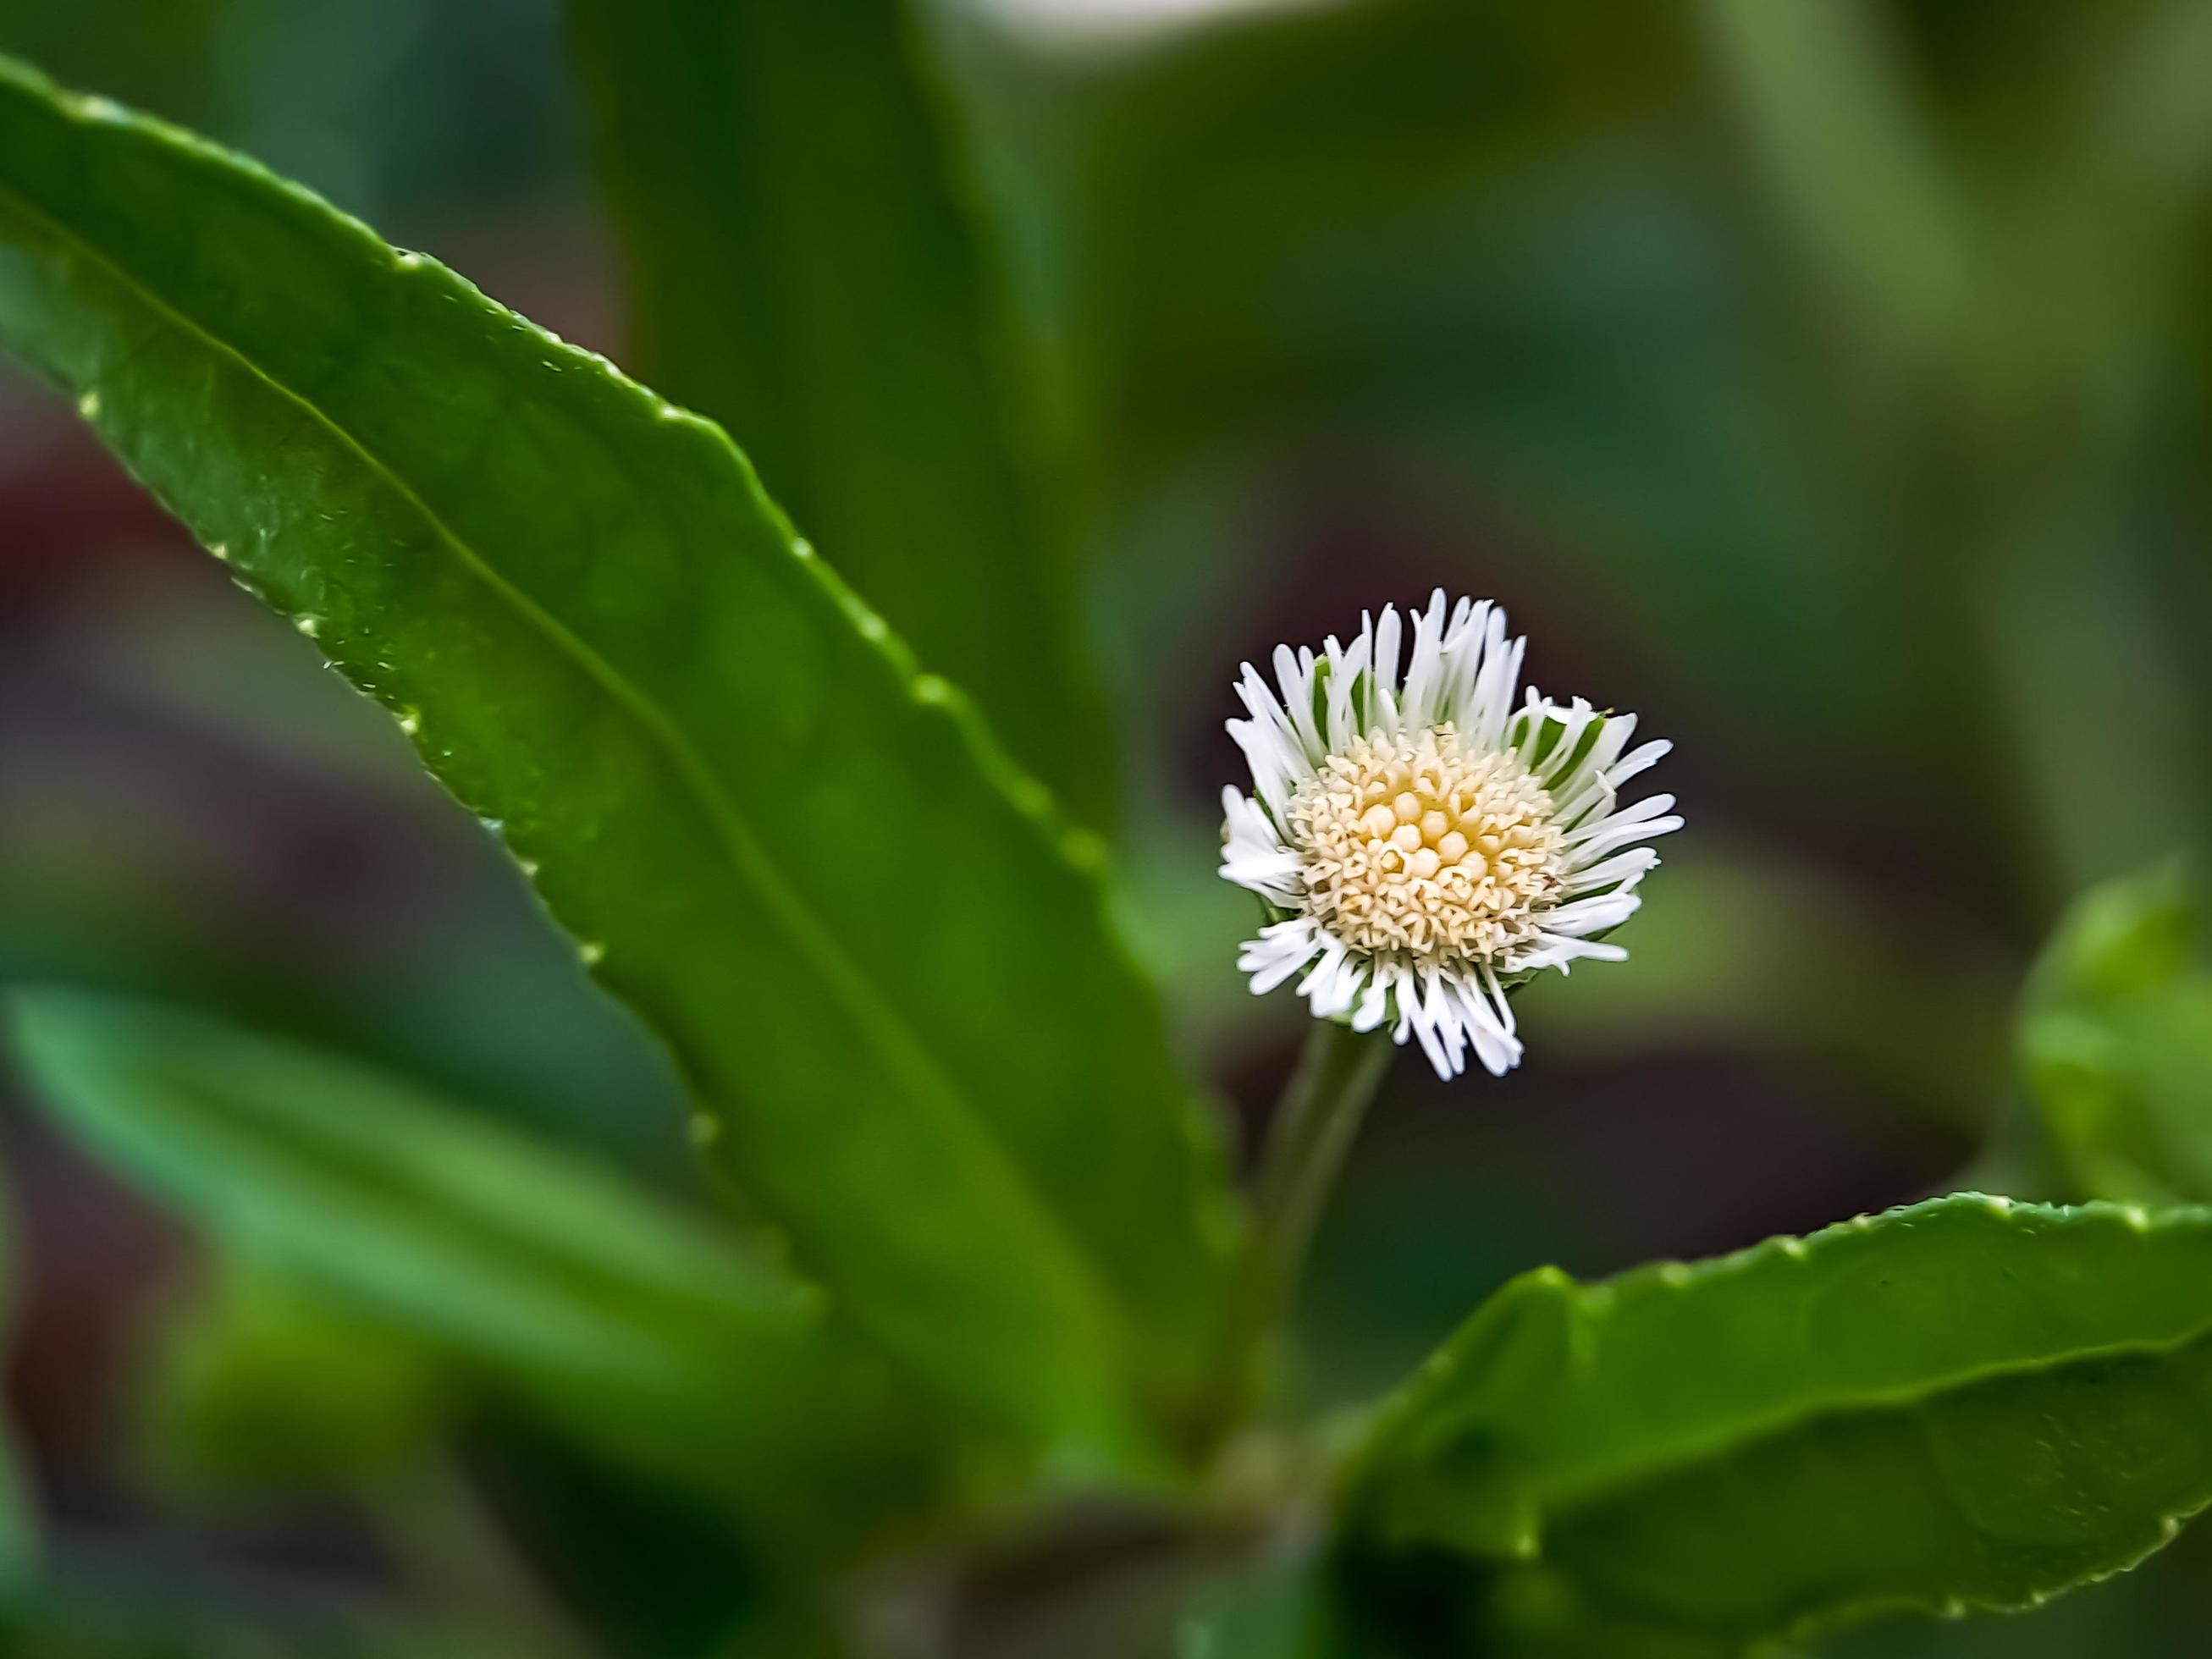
left=568, top=0, right=1116, bottom=830
left=0, top=57, right=1234, bottom=1472
left=1341, top=1194, right=2212, bottom=1651
left=8, top=991, right=949, bottom=1548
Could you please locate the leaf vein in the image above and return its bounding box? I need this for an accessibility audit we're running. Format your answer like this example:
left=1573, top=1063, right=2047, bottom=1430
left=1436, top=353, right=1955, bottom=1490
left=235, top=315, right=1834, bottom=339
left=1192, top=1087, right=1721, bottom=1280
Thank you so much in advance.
left=0, top=164, right=1109, bottom=1314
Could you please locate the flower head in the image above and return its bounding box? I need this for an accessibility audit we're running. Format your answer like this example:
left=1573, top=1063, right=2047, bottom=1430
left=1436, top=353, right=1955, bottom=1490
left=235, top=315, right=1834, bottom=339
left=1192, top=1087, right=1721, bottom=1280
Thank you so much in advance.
left=1222, top=592, right=1680, bottom=1079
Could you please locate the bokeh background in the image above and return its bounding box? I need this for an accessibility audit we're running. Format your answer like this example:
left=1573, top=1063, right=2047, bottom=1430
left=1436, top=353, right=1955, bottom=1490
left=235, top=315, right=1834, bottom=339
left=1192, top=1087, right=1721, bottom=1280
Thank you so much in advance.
left=3, top=0, right=2212, bottom=1652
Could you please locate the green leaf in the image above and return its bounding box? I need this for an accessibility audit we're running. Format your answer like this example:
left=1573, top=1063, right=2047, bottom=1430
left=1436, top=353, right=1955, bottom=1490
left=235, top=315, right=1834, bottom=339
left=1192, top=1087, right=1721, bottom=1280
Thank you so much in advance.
left=2022, top=858, right=2212, bottom=1205
left=8, top=990, right=946, bottom=1549
left=567, top=0, right=1115, bottom=831
left=1339, top=1193, right=2212, bottom=1651
left=0, top=54, right=1233, bottom=1471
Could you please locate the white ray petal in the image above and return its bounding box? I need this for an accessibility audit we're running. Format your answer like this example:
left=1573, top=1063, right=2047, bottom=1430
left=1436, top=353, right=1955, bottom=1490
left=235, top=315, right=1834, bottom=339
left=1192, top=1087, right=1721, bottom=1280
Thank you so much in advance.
left=1221, top=592, right=1676, bottom=1082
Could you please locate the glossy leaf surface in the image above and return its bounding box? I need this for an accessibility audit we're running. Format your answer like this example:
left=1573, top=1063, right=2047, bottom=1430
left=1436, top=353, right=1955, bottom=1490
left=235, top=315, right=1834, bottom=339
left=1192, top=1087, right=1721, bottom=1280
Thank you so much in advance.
left=0, top=55, right=1233, bottom=1470
left=1343, top=1194, right=2212, bottom=1649
left=569, top=0, right=1114, bottom=830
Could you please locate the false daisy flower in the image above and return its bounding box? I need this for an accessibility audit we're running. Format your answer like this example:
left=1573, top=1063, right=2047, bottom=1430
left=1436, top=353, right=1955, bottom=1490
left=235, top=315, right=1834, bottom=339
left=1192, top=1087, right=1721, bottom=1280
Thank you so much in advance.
left=1222, top=592, right=1680, bottom=1079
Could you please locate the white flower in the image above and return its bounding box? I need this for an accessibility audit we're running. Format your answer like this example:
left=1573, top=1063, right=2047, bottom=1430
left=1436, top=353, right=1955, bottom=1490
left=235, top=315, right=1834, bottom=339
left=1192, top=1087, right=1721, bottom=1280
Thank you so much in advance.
left=1221, top=592, right=1680, bottom=1080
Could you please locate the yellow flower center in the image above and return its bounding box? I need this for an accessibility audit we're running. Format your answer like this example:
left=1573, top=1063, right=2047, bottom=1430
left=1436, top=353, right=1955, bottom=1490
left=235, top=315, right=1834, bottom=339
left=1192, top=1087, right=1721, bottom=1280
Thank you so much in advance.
left=1288, top=724, right=1564, bottom=966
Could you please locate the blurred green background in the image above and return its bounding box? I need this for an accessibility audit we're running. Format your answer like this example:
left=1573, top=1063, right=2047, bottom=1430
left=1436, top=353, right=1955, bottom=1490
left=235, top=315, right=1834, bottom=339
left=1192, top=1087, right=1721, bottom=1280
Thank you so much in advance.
left=3, top=0, right=2211, bottom=1651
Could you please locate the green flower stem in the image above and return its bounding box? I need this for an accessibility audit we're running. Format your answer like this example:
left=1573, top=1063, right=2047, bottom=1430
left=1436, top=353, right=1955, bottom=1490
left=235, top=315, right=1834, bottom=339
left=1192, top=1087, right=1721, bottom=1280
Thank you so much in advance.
left=1216, top=1019, right=1395, bottom=1423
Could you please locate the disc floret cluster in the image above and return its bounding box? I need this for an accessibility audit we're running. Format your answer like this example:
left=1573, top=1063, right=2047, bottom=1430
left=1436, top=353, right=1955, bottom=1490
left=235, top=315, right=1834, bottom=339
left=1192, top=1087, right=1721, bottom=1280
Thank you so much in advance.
left=1222, top=593, right=1680, bottom=1078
